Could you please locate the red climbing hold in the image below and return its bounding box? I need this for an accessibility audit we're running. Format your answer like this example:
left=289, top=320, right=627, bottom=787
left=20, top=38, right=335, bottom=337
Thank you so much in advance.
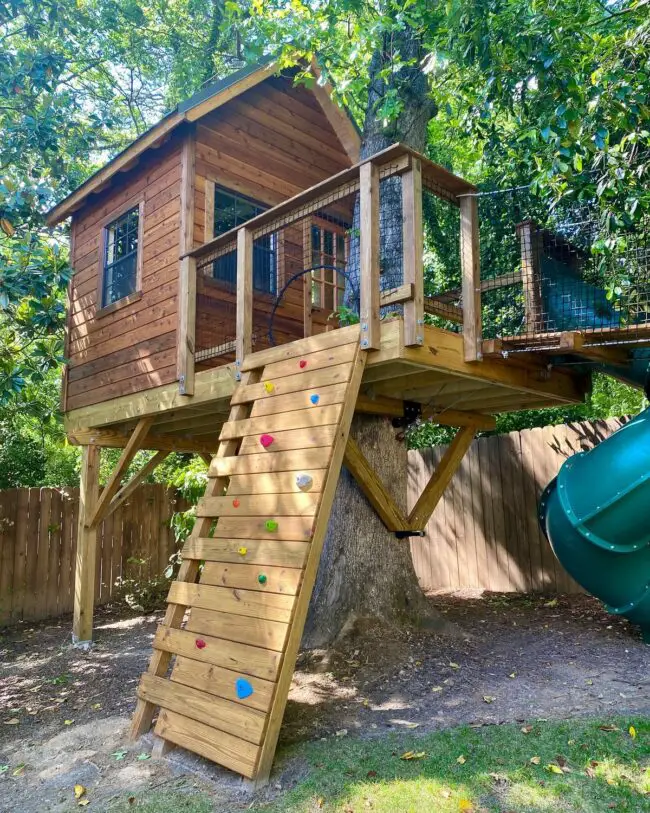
left=232, top=498, right=240, bottom=508
left=299, top=359, right=307, bottom=369
left=195, top=639, right=206, bottom=649
left=260, top=434, right=274, bottom=448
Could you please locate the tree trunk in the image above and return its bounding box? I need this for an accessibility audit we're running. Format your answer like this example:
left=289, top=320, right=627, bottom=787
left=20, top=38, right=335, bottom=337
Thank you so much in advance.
left=304, top=26, right=447, bottom=648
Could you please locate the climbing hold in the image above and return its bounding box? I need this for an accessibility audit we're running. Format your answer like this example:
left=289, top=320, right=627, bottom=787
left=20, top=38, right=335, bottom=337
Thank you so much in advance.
left=299, top=359, right=307, bottom=369
left=235, top=678, right=254, bottom=700
left=238, top=546, right=248, bottom=556
left=258, top=573, right=267, bottom=585
left=232, top=498, right=240, bottom=508
left=296, top=474, right=313, bottom=492
left=310, top=394, right=320, bottom=405
left=265, top=519, right=278, bottom=532
left=195, top=639, right=206, bottom=650
left=263, top=381, right=275, bottom=394
left=260, top=434, right=274, bottom=448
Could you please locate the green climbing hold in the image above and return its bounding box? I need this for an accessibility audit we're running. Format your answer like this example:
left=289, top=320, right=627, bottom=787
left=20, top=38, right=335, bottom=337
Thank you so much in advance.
left=265, top=519, right=278, bottom=532
left=258, top=573, right=267, bottom=585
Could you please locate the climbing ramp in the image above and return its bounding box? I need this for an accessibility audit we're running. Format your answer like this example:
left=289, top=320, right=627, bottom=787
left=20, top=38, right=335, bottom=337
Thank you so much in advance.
left=131, top=325, right=365, bottom=781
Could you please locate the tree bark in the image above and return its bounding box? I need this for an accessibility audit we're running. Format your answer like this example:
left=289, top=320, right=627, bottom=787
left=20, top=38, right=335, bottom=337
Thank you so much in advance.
left=304, top=25, right=447, bottom=648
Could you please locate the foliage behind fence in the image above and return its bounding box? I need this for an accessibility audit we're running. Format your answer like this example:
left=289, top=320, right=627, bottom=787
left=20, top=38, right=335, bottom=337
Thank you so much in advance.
left=0, top=484, right=186, bottom=627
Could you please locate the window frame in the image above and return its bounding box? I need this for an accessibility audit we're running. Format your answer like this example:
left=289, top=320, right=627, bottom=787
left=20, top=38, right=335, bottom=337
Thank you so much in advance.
left=307, top=217, right=349, bottom=313
left=204, top=179, right=279, bottom=297
left=96, top=199, right=145, bottom=317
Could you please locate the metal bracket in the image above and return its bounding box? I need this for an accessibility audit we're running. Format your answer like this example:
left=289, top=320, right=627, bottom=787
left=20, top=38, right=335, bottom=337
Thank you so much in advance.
left=394, top=530, right=426, bottom=540
left=391, top=400, right=422, bottom=429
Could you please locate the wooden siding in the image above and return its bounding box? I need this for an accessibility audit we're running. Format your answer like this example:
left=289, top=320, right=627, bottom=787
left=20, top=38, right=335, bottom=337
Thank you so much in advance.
left=407, top=419, right=626, bottom=594
left=193, top=75, right=352, bottom=367
left=0, top=484, right=185, bottom=627
left=66, top=135, right=184, bottom=410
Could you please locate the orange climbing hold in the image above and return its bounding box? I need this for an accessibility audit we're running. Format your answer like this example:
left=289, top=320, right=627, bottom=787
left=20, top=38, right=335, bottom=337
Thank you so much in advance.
left=232, top=498, right=240, bottom=508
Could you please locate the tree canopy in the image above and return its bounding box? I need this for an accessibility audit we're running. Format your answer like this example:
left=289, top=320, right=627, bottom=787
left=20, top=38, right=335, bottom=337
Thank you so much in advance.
left=0, top=0, right=648, bottom=484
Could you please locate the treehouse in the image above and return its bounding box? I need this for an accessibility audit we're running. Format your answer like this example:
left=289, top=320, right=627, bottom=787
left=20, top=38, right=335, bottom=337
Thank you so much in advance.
left=47, top=59, right=650, bottom=783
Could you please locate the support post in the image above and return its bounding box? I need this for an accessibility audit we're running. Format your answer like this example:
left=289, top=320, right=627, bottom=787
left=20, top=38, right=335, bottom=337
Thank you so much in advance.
left=408, top=424, right=477, bottom=530
left=177, top=131, right=197, bottom=395
left=460, top=194, right=482, bottom=362
left=359, top=160, right=380, bottom=350
left=516, top=220, right=543, bottom=334
left=402, top=158, right=424, bottom=347
left=236, top=226, right=253, bottom=377
left=72, top=445, right=100, bottom=644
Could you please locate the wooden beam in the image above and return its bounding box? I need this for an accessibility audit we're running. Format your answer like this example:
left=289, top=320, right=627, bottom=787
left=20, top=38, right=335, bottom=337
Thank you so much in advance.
left=359, top=160, right=380, bottom=350
left=236, top=226, right=253, bottom=375
left=402, top=158, right=424, bottom=346
left=87, top=417, right=154, bottom=529
left=67, top=428, right=220, bottom=455
left=106, top=450, right=169, bottom=520
left=343, top=436, right=409, bottom=532
left=177, top=132, right=197, bottom=396
left=408, top=424, right=477, bottom=530
left=72, top=445, right=100, bottom=644
left=380, top=283, right=414, bottom=308
left=559, top=331, right=631, bottom=367
left=309, top=59, right=361, bottom=163
left=421, top=407, right=496, bottom=431
left=460, top=195, right=482, bottom=362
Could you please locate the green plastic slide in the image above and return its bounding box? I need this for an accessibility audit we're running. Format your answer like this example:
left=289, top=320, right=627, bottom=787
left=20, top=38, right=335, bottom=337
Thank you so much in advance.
left=539, top=407, right=650, bottom=642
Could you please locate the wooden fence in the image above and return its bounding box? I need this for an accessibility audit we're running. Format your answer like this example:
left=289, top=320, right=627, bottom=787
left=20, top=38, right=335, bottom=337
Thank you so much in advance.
left=0, top=484, right=185, bottom=627
left=407, top=418, right=626, bottom=594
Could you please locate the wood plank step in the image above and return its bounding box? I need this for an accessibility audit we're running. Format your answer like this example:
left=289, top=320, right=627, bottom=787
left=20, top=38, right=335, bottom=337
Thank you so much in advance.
left=249, top=383, right=348, bottom=418
left=138, top=673, right=266, bottom=745
left=170, top=656, right=275, bottom=713
left=210, top=448, right=332, bottom=476
left=241, top=324, right=359, bottom=371
left=181, top=538, right=310, bottom=568
left=262, top=341, right=357, bottom=380
left=212, top=516, right=313, bottom=542
left=220, top=404, right=342, bottom=440
left=155, top=709, right=259, bottom=779
left=227, top=469, right=327, bottom=495
left=200, top=562, right=303, bottom=595
left=166, top=582, right=296, bottom=623
left=197, top=493, right=320, bottom=518
left=153, top=625, right=281, bottom=681
left=231, top=365, right=351, bottom=405
left=185, top=607, right=289, bottom=651
left=238, top=426, right=337, bottom=454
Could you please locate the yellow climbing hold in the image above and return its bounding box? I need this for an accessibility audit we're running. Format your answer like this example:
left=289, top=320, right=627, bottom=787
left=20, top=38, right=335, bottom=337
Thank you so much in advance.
left=263, top=381, right=275, bottom=393
left=238, top=546, right=248, bottom=556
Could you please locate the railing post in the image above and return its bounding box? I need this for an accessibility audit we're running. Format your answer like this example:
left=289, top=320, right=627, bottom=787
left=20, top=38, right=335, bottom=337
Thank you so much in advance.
left=460, top=194, right=482, bottom=362
left=402, top=157, right=424, bottom=346
left=359, top=160, right=380, bottom=350
left=177, top=256, right=196, bottom=395
left=236, top=226, right=253, bottom=377
left=72, top=444, right=100, bottom=645
left=516, top=220, right=542, bottom=335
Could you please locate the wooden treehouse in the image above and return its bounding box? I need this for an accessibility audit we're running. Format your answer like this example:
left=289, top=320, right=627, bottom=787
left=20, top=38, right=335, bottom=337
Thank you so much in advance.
left=47, top=59, right=649, bottom=783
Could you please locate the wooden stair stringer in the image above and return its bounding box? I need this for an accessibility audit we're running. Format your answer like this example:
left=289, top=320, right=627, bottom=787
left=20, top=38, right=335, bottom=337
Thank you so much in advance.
left=131, top=328, right=366, bottom=781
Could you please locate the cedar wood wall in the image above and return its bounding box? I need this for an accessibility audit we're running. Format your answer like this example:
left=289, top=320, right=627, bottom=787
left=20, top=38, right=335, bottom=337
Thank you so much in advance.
left=66, top=75, right=352, bottom=411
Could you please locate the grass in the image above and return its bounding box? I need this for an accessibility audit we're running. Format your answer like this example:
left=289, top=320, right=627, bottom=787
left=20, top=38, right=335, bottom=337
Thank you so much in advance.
left=110, top=717, right=649, bottom=813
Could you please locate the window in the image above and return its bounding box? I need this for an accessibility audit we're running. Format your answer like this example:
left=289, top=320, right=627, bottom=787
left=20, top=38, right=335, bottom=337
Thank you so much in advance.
left=101, top=205, right=141, bottom=307
left=310, top=223, right=347, bottom=310
left=212, top=187, right=277, bottom=295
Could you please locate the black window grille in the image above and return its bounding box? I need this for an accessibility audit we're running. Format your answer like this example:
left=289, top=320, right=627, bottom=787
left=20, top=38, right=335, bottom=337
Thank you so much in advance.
left=102, top=206, right=139, bottom=307
left=212, top=187, right=277, bottom=295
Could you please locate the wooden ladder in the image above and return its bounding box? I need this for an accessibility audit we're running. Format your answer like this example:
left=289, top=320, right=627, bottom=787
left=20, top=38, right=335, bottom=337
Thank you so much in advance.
left=130, top=325, right=365, bottom=782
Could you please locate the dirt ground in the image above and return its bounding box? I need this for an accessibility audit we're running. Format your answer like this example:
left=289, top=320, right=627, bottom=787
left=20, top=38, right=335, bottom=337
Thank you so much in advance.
left=1, top=592, right=648, bottom=812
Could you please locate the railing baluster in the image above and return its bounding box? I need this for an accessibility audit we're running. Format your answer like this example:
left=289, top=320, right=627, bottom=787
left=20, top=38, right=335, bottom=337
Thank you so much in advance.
left=460, top=194, right=482, bottom=362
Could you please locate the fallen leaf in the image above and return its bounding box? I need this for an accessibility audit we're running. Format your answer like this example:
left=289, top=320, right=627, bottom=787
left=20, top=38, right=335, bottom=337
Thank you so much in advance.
left=456, top=755, right=466, bottom=764
left=546, top=764, right=563, bottom=775
left=629, top=725, right=636, bottom=740
left=449, top=662, right=460, bottom=670
left=509, top=673, right=517, bottom=679
left=606, top=778, right=617, bottom=786
left=366, top=770, right=377, bottom=779
left=431, top=686, right=443, bottom=693
left=0, top=766, right=8, bottom=774
left=136, top=753, right=150, bottom=761
left=400, top=751, right=426, bottom=760
left=567, top=739, right=576, bottom=746
left=74, top=785, right=86, bottom=800
left=521, top=726, right=533, bottom=734
left=111, top=749, right=128, bottom=761
left=544, top=599, right=558, bottom=608
left=404, top=722, right=420, bottom=729
left=12, top=764, right=25, bottom=777
left=91, top=703, right=102, bottom=710
left=0, top=219, right=15, bottom=237
left=459, top=800, right=474, bottom=812
left=483, top=695, right=496, bottom=704
left=78, top=800, right=90, bottom=808
left=64, top=719, right=74, bottom=726
left=441, top=790, right=452, bottom=799
left=586, top=766, right=596, bottom=779
left=335, top=729, right=347, bottom=737
left=529, top=756, right=541, bottom=765
left=316, top=799, right=324, bottom=809
left=598, top=725, right=618, bottom=732
left=4, top=719, right=19, bottom=725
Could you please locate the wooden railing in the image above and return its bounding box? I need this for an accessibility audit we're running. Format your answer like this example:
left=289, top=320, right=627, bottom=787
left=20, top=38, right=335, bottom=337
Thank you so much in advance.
left=180, top=143, right=480, bottom=391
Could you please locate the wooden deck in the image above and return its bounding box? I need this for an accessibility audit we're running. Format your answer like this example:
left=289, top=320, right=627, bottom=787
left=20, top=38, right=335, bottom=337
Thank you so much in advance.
left=65, top=320, right=588, bottom=452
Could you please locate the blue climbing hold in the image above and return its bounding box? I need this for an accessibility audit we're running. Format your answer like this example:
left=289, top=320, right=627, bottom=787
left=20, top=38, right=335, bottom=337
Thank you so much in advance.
left=310, top=394, right=320, bottom=405
left=235, top=678, right=254, bottom=699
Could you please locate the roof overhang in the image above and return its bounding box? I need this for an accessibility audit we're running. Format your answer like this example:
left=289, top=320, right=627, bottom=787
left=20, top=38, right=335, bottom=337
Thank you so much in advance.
left=46, top=58, right=361, bottom=227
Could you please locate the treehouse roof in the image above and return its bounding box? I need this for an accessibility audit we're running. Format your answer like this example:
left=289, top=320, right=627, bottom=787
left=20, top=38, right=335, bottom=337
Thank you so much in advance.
left=46, top=57, right=361, bottom=227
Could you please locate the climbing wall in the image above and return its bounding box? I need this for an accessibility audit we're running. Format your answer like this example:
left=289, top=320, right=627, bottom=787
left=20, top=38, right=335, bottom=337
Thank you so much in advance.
left=131, top=325, right=365, bottom=781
